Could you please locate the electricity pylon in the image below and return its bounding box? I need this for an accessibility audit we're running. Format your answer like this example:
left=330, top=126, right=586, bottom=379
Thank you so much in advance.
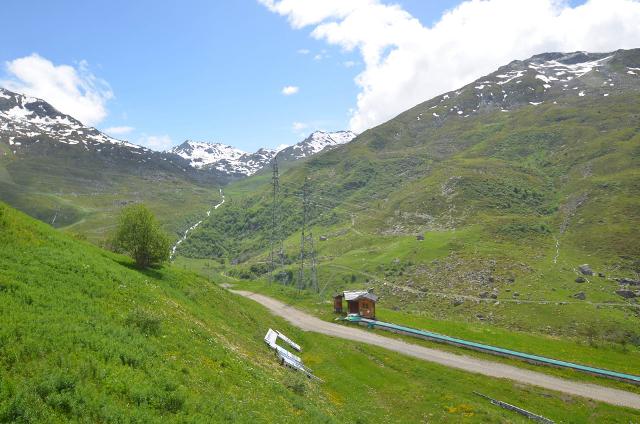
left=297, top=178, right=319, bottom=293
left=298, top=179, right=309, bottom=292
left=269, top=157, right=282, bottom=285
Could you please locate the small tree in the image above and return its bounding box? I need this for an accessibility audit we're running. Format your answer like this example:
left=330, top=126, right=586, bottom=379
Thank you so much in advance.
left=113, top=204, right=170, bottom=268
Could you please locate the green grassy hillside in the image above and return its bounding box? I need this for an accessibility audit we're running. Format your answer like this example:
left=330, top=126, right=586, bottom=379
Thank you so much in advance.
left=177, top=87, right=640, bottom=344
left=1, top=202, right=639, bottom=422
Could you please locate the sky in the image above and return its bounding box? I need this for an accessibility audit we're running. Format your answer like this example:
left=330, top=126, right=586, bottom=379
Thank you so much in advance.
left=1, top=0, right=639, bottom=152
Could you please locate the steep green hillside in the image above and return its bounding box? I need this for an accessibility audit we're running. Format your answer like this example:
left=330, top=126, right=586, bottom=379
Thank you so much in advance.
left=1, top=203, right=639, bottom=422
left=0, top=202, right=332, bottom=422
left=177, top=51, right=640, bottom=343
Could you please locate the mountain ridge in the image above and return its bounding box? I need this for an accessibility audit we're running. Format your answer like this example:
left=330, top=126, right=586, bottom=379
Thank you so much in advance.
left=2, top=86, right=357, bottom=179
left=169, top=130, right=357, bottom=176
left=0, top=87, right=146, bottom=153
left=391, top=49, right=640, bottom=134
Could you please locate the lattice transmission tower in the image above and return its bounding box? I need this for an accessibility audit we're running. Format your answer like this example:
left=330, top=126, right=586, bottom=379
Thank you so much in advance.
left=269, top=157, right=285, bottom=284
left=297, top=178, right=318, bottom=293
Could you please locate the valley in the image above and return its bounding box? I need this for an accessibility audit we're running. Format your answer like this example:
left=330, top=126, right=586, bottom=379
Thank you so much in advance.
left=175, top=51, right=640, bottom=349
left=0, top=87, right=354, bottom=246
left=1, top=47, right=640, bottom=423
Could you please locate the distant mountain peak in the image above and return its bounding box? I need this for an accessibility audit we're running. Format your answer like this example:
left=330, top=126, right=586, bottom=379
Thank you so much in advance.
left=170, top=140, right=247, bottom=169
left=168, top=130, right=358, bottom=176
left=276, top=130, right=357, bottom=161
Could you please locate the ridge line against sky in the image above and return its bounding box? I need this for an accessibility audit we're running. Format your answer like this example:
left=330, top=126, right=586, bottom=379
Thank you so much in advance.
left=259, top=0, right=640, bottom=133
left=2, top=0, right=640, bottom=151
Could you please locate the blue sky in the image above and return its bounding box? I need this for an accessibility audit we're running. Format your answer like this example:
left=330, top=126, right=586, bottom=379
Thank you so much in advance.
left=1, top=0, right=631, bottom=152
left=0, top=0, right=488, bottom=151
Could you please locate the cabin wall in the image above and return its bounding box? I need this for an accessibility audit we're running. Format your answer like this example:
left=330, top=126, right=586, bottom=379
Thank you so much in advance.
left=333, top=296, right=343, bottom=313
left=358, top=299, right=375, bottom=319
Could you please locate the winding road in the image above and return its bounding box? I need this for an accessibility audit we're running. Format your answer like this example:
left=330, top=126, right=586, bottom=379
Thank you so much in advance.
left=231, top=290, right=640, bottom=410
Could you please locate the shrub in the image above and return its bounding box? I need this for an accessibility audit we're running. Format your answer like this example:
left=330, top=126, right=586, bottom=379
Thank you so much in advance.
left=112, top=204, right=171, bottom=268
left=126, top=309, right=162, bottom=336
left=159, top=392, right=185, bottom=413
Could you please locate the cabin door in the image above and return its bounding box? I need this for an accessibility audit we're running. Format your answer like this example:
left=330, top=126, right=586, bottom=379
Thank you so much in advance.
left=348, top=301, right=359, bottom=315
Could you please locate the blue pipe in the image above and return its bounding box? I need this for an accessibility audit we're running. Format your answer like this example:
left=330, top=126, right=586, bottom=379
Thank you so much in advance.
left=345, top=316, right=640, bottom=384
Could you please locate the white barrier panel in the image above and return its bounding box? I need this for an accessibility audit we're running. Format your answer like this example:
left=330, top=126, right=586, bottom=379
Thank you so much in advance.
left=276, top=330, right=301, bottom=351
left=264, top=328, right=320, bottom=381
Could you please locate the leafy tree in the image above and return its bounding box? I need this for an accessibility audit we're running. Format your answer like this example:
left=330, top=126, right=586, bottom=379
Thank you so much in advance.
left=113, top=204, right=171, bottom=268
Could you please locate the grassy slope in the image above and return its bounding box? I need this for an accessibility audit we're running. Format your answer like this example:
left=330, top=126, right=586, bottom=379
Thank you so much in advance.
left=1, top=205, right=639, bottom=422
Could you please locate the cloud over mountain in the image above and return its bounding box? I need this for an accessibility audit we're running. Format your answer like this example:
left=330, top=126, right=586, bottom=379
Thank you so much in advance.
left=260, top=0, right=640, bottom=132
left=2, top=53, right=113, bottom=126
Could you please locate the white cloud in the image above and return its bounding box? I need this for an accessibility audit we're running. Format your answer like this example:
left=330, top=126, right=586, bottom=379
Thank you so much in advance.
left=138, top=134, right=174, bottom=151
left=282, top=85, right=300, bottom=95
left=292, top=121, right=308, bottom=131
left=297, top=48, right=311, bottom=54
left=259, top=0, right=640, bottom=133
left=343, top=60, right=357, bottom=68
left=103, top=126, right=134, bottom=136
left=2, top=53, right=113, bottom=126
left=313, top=49, right=329, bottom=61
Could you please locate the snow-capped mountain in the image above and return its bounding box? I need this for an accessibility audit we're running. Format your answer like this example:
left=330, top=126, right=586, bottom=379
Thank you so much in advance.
left=0, top=87, right=146, bottom=153
left=169, top=130, right=357, bottom=176
left=275, top=130, right=357, bottom=162
left=169, top=141, right=276, bottom=176
left=0, top=87, right=229, bottom=185
left=169, top=141, right=245, bottom=169
left=408, top=50, right=640, bottom=126
left=1, top=86, right=358, bottom=181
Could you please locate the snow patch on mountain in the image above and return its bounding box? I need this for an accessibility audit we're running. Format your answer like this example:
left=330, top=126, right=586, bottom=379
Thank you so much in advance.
left=170, top=141, right=246, bottom=169
left=0, top=87, right=145, bottom=151
left=276, top=130, right=357, bottom=162
left=301, top=130, right=357, bottom=154
left=169, top=141, right=276, bottom=175
left=417, top=50, right=640, bottom=127
left=170, top=130, right=357, bottom=176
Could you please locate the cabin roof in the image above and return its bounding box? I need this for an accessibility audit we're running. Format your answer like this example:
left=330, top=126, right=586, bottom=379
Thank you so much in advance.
left=343, top=290, right=378, bottom=302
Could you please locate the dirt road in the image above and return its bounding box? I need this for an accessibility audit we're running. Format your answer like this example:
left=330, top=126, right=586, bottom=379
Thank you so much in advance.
left=231, top=290, right=640, bottom=410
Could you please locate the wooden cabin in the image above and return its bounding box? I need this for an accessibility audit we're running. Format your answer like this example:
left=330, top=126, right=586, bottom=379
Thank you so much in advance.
left=333, top=289, right=378, bottom=319
left=333, top=293, right=344, bottom=314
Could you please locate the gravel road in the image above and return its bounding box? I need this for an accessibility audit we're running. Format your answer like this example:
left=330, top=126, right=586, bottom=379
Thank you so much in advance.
left=231, top=290, right=640, bottom=410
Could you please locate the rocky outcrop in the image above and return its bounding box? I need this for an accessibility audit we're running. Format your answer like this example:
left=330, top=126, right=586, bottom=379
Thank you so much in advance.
left=578, top=264, right=594, bottom=276
left=617, top=278, right=640, bottom=286
left=615, top=290, right=637, bottom=299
